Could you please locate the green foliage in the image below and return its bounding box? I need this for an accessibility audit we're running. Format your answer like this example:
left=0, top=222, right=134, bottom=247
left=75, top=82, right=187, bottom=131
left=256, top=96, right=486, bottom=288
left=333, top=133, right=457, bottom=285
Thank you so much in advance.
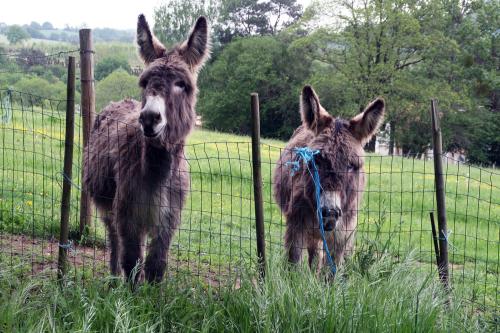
left=279, top=0, right=498, bottom=163
left=0, top=72, right=22, bottom=88
left=94, top=42, right=141, bottom=68
left=13, top=76, right=66, bottom=104
left=92, top=28, right=134, bottom=43
left=217, top=0, right=302, bottom=43
left=153, top=0, right=303, bottom=47
left=95, top=57, right=131, bottom=81
left=198, top=36, right=308, bottom=138
left=41, top=22, right=53, bottom=30
left=24, top=25, right=44, bottom=39
left=95, top=69, right=140, bottom=111
left=29, top=21, right=41, bottom=30
left=153, top=0, right=220, bottom=47
left=6, top=25, right=30, bottom=44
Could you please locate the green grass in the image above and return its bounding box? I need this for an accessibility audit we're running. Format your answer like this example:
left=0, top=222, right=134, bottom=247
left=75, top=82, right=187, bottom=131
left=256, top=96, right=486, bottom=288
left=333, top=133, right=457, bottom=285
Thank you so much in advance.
left=0, top=101, right=498, bottom=324
left=0, top=252, right=495, bottom=332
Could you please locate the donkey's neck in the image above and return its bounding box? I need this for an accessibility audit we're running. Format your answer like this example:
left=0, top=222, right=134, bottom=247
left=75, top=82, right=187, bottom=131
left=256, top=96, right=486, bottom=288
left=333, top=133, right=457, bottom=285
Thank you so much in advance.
left=141, top=139, right=176, bottom=185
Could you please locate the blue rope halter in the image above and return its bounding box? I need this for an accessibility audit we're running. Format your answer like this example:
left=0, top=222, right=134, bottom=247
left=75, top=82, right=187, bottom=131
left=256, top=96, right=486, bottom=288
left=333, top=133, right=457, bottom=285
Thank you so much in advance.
left=286, top=147, right=337, bottom=275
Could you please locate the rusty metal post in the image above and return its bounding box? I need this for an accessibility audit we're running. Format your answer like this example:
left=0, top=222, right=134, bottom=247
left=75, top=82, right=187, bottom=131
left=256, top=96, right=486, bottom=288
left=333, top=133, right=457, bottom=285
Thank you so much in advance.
left=79, top=29, right=95, bottom=236
left=58, top=56, right=76, bottom=280
left=430, top=99, right=450, bottom=290
left=251, top=93, right=266, bottom=279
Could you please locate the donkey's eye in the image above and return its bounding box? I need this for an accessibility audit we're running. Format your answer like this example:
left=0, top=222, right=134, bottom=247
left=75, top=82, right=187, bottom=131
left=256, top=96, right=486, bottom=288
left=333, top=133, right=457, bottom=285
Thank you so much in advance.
left=174, top=81, right=186, bottom=92
left=348, top=164, right=358, bottom=172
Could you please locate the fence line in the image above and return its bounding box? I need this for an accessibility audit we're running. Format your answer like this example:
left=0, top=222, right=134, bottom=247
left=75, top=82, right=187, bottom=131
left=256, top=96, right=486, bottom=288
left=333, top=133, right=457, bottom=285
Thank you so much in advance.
left=0, top=45, right=498, bottom=325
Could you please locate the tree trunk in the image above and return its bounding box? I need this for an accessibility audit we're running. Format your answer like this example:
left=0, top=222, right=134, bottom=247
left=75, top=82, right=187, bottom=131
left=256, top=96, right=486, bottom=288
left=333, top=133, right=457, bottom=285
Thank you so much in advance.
left=389, top=120, right=395, bottom=155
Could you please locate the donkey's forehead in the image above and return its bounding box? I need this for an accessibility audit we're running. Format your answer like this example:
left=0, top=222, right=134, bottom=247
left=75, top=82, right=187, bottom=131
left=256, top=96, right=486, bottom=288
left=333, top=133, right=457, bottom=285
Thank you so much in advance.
left=315, top=119, right=364, bottom=161
left=139, top=58, right=192, bottom=85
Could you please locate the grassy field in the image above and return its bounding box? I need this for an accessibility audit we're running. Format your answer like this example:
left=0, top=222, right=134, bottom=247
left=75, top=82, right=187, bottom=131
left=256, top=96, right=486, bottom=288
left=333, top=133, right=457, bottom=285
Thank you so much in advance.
left=0, top=98, right=498, bottom=329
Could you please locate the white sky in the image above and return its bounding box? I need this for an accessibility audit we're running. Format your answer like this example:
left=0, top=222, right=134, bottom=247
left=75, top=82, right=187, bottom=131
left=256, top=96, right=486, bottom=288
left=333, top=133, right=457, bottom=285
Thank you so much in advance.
left=0, top=0, right=313, bottom=30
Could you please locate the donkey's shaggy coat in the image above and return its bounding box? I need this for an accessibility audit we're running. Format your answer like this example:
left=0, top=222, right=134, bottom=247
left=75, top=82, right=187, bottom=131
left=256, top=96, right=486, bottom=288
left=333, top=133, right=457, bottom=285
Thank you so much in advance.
left=274, top=85, right=385, bottom=269
left=83, top=15, right=210, bottom=282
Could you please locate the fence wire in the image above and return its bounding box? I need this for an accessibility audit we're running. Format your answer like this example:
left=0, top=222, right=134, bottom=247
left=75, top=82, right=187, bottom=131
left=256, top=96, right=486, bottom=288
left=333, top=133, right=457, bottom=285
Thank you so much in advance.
left=0, top=51, right=498, bottom=325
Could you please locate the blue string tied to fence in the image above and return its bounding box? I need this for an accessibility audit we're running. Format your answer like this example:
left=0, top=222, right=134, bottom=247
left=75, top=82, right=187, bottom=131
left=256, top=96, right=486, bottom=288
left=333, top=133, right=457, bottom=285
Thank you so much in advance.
left=58, top=240, right=77, bottom=255
left=286, top=147, right=337, bottom=275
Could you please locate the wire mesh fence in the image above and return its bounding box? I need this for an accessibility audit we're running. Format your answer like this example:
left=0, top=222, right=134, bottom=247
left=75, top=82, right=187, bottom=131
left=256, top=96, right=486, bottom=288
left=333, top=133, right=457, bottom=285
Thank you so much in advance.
left=0, top=50, right=498, bottom=324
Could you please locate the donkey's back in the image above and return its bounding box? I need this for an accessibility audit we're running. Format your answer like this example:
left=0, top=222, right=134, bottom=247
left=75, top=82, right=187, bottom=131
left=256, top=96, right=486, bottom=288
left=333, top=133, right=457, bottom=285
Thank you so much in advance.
left=83, top=99, right=142, bottom=211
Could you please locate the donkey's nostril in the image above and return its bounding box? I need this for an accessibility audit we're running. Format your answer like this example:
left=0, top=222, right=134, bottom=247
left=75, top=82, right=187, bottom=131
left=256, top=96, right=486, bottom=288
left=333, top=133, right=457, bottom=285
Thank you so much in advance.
left=321, top=207, right=342, bottom=219
left=154, top=113, right=161, bottom=121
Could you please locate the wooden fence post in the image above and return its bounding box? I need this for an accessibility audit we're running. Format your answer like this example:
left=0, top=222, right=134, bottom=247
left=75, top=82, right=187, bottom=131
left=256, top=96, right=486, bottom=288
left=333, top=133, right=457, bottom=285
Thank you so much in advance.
left=79, top=29, right=95, bottom=236
left=251, top=93, right=266, bottom=279
left=430, top=99, right=450, bottom=290
left=58, top=56, right=76, bottom=280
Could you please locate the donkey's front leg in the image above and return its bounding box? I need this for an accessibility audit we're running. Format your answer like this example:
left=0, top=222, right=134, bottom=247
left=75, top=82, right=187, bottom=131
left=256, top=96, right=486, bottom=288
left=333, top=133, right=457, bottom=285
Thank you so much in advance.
left=118, top=219, right=146, bottom=284
left=106, top=216, right=121, bottom=276
left=284, top=224, right=305, bottom=264
left=145, top=214, right=177, bottom=282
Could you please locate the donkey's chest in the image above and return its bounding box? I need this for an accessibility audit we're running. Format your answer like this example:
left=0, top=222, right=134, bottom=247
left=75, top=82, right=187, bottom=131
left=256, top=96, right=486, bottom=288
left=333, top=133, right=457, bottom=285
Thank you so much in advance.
left=130, top=187, right=171, bottom=227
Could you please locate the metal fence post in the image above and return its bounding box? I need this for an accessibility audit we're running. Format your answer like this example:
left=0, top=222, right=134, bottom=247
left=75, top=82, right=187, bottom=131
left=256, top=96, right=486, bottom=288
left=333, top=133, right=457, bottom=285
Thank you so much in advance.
left=58, top=56, right=76, bottom=280
left=430, top=99, right=450, bottom=290
left=251, top=93, right=266, bottom=279
left=79, top=29, right=95, bottom=236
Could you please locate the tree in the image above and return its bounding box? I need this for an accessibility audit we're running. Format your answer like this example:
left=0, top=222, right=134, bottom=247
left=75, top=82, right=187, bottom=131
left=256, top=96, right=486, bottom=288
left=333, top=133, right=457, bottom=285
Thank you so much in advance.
left=41, top=22, right=54, bottom=30
left=198, top=35, right=309, bottom=138
left=297, top=0, right=454, bottom=152
left=14, top=48, right=48, bottom=69
left=96, top=69, right=140, bottom=110
left=154, top=0, right=220, bottom=46
left=24, top=25, right=44, bottom=39
left=13, top=76, right=66, bottom=106
left=6, top=25, right=30, bottom=44
left=29, top=21, right=41, bottom=30
left=95, top=57, right=132, bottom=81
left=217, top=0, right=302, bottom=43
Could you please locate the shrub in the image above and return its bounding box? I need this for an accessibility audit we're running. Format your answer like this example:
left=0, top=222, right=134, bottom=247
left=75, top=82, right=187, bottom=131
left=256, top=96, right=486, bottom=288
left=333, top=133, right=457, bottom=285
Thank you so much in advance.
left=95, top=69, right=139, bottom=111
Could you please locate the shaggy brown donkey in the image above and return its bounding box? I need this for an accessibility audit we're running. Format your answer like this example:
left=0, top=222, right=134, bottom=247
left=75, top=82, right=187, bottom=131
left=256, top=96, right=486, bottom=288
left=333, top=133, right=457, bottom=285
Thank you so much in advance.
left=274, top=85, right=385, bottom=270
left=83, top=14, right=210, bottom=283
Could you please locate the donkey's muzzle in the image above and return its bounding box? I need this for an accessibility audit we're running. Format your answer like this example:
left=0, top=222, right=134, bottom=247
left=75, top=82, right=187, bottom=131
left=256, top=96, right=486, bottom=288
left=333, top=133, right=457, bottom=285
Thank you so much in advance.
left=139, top=110, right=162, bottom=137
left=321, top=207, right=342, bottom=220
left=321, top=207, right=342, bottom=231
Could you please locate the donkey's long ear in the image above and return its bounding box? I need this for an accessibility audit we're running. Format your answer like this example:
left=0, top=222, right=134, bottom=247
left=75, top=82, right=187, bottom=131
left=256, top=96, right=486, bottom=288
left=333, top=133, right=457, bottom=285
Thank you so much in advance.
left=180, top=16, right=210, bottom=71
left=137, top=14, right=166, bottom=64
left=349, top=98, right=385, bottom=144
left=300, top=85, right=332, bottom=134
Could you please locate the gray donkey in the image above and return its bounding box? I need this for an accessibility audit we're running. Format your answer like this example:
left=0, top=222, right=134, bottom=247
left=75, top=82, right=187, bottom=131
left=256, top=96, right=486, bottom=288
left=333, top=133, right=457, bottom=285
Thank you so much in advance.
left=83, top=14, right=210, bottom=282
left=274, top=85, right=385, bottom=270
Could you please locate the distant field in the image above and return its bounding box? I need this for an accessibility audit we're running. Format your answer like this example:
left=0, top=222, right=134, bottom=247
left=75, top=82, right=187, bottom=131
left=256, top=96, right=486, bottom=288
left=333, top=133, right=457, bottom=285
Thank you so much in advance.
left=0, top=38, right=141, bottom=68
left=0, top=102, right=498, bottom=312
left=28, top=38, right=74, bottom=46
left=94, top=42, right=142, bottom=67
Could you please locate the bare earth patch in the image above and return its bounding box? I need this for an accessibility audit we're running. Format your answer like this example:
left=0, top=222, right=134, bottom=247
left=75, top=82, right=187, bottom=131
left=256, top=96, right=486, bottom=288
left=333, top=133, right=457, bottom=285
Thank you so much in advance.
left=0, top=233, right=240, bottom=287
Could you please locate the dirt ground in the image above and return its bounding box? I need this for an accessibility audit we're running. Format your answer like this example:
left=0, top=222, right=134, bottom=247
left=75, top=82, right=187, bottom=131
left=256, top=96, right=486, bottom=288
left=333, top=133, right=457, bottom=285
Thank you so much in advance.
left=0, top=233, right=241, bottom=287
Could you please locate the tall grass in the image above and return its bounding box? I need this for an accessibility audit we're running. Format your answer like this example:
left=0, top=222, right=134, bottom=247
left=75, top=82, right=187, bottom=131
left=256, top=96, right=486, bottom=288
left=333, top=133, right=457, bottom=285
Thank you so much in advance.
left=0, top=252, right=492, bottom=332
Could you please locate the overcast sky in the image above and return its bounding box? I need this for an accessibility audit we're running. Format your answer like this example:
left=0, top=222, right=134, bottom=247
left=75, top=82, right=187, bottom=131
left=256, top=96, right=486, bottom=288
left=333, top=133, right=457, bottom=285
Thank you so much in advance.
left=1, top=0, right=313, bottom=30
